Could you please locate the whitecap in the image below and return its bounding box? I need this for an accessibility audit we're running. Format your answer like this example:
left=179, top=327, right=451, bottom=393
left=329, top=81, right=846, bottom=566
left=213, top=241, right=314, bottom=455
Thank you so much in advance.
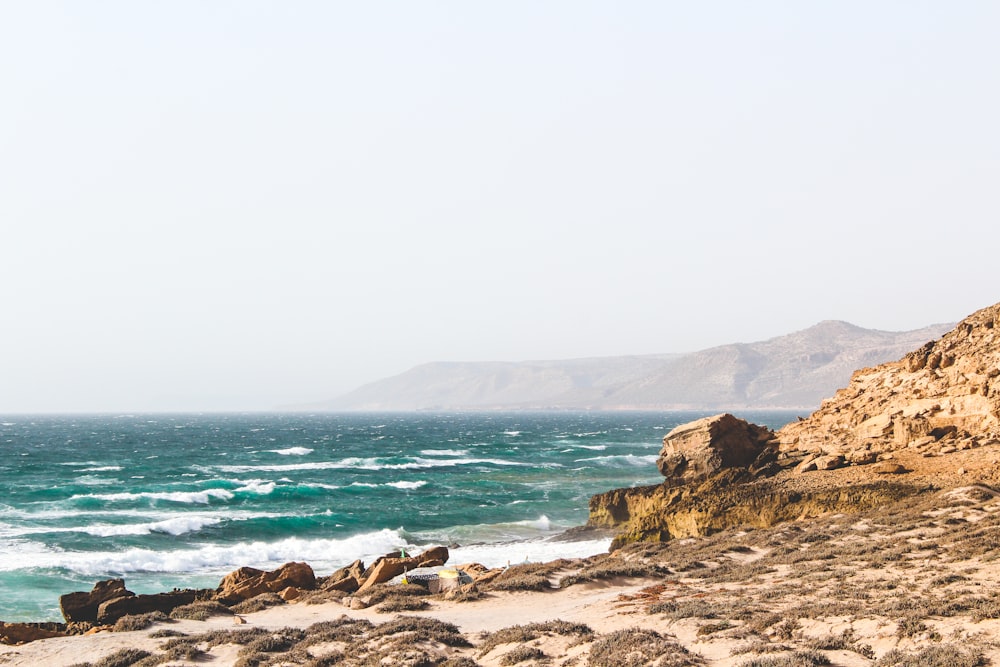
left=72, top=489, right=235, bottom=504
left=269, top=447, right=314, bottom=456
left=80, top=466, right=123, bottom=472
left=575, top=454, right=659, bottom=467
left=503, top=430, right=521, bottom=436
left=419, top=449, right=469, bottom=457
left=385, top=480, right=428, bottom=490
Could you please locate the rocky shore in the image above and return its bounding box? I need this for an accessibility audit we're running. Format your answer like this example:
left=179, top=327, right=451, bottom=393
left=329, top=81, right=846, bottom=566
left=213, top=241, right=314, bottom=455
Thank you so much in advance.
left=2, top=302, right=999, bottom=666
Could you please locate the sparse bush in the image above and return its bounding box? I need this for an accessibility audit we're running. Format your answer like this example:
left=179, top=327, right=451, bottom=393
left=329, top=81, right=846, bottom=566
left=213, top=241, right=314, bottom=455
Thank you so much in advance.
left=875, top=644, right=986, bottom=667
left=91, top=649, right=154, bottom=667
left=739, top=650, right=830, bottom=667
left=478, top=620, right=592, bottom=656
left=375, top=596, right=430, bottom=613
left=587, top=628, right=705, bottom=667
left=230, top=591, right=285, bottom=614
left=697, top=621, right=734, bottom=636
left=111, top=612, right=169, bottom=632
left=499, top=645, right=547, bottom=665
left=169, top=600, right=233, bottom=620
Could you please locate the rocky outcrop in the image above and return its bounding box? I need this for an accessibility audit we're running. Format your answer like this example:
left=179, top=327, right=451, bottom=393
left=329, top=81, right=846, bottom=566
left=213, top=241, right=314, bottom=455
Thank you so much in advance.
left=657, top=413, right=776, bottom=484
left=588, top=303, right=1000, bottom=547
left=60, top=579, right=134, bottom=624
left=589, top=469, right=925, bottom=549
left=215, top=562, right=316, bottom=604
left=0, top=622, right=67, bottom=645
left=778, top=302, right=1000, bottom=462
left=96, top=590, right=205, bottom=625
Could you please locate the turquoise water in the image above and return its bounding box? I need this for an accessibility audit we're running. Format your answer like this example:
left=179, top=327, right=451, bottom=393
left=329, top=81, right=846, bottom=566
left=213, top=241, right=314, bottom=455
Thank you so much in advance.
left=0, top=411, right=798, bottom=621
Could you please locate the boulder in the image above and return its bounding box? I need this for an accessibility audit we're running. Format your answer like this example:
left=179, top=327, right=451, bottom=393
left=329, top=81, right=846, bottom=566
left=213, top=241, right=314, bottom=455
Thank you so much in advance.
left=657, top=413, right=775, bottom=485
left=357, top=558, right=408, bottom=593
left=60, top=579, right=135, bottom=623
left=97, top=589, right=203, bottom=624
left=321, top=559, right=365, bottom=592
left=216, top=562, right=316, bottom=604
left=0, top=622, right=67, bottom=645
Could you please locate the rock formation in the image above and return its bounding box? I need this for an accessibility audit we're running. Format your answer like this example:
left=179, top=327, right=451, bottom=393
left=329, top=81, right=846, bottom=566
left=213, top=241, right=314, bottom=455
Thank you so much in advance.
left=657, top=413, right=776, bottom=484
left=215, top=562, right=316, bottom=604
left=589, top=302, right=1000, bottom=548
left=778, top=302, right=1000, bottom=462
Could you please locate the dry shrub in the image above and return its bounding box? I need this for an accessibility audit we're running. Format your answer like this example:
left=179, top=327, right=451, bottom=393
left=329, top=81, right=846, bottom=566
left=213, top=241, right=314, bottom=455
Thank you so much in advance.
left=230, top=591, right=285, bottom=614
left=478, top=620, right=592, bottom=656
left=875, top=644, right=986, bottom=667
left=169, top=600, right=233, bottom=620
left=111, top=611, right=169, bottom=632
left=375, top=596, right=430, bottom=613
left=367, top=615, right=471, bottom=647
left=90, top=649, right=154, bottom=667
left=499, top=645, right=547, bottom=665
left=738, top=650, right=830, bottom=667
left=587, top=628, right=705, bottom=667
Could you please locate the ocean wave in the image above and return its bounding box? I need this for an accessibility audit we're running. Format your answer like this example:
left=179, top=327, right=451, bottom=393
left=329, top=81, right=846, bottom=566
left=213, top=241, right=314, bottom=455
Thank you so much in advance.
left=575, top=454, right=659, bottom=467
left=215, top=456, right=528, bottom=474
left=233, top=480, right=275, bottom=495
left=71, top=489, right=235, bottom=504
left=0, top=529, right=413, bottom=576
left=385, top=480, right=428, bottom=490
left=269, top=447, right=314, bottom=456
left=419, top=449, right=469, bottom=457
left=575, top=444, right=607, bottom=451
left=80, top=466, right=123, bottom=472
left=503, top=431, right=521, bottom=436
left=84, top=516, right=223, bottom=537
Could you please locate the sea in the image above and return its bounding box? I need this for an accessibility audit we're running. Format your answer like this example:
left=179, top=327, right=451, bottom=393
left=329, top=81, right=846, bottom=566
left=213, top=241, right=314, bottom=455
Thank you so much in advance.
left=0, top=410, right=799, bottom=622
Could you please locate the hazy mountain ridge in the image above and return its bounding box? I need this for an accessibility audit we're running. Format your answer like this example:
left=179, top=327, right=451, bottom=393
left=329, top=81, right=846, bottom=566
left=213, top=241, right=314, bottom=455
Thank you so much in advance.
left=316, top=321, right=953, bottom=411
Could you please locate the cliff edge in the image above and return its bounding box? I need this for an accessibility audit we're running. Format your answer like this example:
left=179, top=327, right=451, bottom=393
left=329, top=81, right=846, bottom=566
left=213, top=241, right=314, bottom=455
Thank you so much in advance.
left=589, top=302, right=1000, bottom=548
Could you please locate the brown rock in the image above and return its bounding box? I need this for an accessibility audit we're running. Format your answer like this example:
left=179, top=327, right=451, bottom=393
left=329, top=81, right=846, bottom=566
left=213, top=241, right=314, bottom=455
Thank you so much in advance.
left=322, top=559, right=365, bottom=592
left=813, top=455, right=844, bottom=471
left=60, top=579, right=135, bottom=623
left=657, top=413, right=775, bottom=485
left=874, top=463, right=907, bottom=475
left=97, top=589, right=203, bottom=625
left=216, top=562, right=316, bottom=604
left=356, top=558, right=408, bottom=593
left=416, top=545, right=449, bottom=565
left=280, top=586, right=301, bottom=601
left=349, top=597, right=368, bottom=610
left=0, top=622, right=67, bottom=645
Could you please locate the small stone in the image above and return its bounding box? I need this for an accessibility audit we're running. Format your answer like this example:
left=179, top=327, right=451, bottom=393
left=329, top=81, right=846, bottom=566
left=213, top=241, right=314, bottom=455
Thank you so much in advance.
left=958, top=467, right=967, bottom=475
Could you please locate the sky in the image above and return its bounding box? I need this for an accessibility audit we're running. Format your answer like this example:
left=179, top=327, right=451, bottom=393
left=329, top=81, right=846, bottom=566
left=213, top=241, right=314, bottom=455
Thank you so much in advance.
left=2, top=2, right=998, bottom=412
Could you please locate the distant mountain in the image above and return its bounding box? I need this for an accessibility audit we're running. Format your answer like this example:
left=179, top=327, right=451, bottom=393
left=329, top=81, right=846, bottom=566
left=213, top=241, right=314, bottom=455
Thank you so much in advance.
left=313, top=321, right=954, bottom=411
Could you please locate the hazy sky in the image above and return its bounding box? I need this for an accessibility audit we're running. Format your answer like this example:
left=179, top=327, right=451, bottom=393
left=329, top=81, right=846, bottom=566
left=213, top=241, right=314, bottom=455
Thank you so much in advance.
left=2, top=2, right=998, bottom=412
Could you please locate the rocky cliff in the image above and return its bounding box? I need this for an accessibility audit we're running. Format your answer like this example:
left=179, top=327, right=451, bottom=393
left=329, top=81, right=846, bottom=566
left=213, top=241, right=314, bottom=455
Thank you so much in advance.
left=589, top=302, right=1000, bottom=548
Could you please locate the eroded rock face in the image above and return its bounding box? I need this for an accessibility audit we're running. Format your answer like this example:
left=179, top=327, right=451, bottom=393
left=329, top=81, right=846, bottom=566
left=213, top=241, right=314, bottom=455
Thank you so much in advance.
left=60, top=579, right=134, bottom=623
left=0, top=622, right=67, bottom=645
left=96, top=590, right=205, bottom=625
left=216, top=562, right=316, bottom=604
left=778, top=302, right=1000, bottom=462
left=657, top=413, right=776, bottom=484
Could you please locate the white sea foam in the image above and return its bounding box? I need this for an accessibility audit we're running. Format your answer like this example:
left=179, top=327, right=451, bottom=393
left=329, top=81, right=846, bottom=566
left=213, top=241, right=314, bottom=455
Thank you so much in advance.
left=79, top=466, right=123, bottom=472
left=576, top=444, right=607, bottom=451
left=233, top=480, right=276, bottom=495
left=419, top=449, right=469, bottom=457
left=72, top=489, right=235, bottom=504
left=449, top=536, right=611, bottom=569
left=85, top=516, right=223, bottom=537
left=575, top=454, right=659, bottom=466
left=269, top=447, right=314, bottom=456
left=215, top=456, right=527, bottom=474
left=0, top=529, right=412, bottom=575
left=385, top=480, right=428, bottom=490
left=503, top=430, right=521, bottom=436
